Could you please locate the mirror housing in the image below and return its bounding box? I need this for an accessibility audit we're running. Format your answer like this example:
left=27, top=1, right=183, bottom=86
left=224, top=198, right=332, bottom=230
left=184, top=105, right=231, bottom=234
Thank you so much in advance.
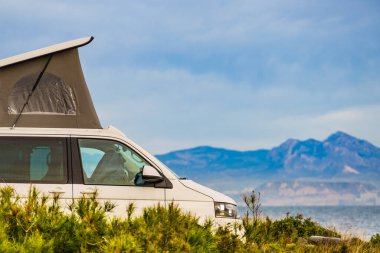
left=142, top=165, right=164, bottom=183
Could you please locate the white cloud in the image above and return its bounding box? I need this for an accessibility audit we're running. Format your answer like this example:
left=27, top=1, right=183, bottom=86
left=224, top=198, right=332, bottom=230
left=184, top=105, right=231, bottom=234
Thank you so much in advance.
left=271, top=105, right=380, bottom=147
left=1, top=0, right=380, bottom=153
left=87, top=62, right=380, bottom=153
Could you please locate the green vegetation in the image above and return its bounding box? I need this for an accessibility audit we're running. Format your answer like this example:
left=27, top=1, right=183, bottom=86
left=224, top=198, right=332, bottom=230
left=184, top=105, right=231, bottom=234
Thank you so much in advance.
left=0, top=187, right=379, bottom=252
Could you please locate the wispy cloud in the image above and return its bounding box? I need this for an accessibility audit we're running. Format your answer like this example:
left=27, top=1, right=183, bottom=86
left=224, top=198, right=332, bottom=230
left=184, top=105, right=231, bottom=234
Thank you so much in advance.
left=1, top=0, right=379, bottom=153
left=272, top=105, right=380, bottom=146
left=89, top=65, right=380, bottom=152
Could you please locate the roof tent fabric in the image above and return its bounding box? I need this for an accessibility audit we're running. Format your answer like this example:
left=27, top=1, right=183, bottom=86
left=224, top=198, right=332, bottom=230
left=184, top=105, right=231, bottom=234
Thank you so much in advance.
left=0, top=37, right=101, bottom=128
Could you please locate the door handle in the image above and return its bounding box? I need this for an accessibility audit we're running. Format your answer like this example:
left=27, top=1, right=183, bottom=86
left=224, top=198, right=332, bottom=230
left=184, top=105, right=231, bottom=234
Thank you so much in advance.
left=80, top=188, right=97, bottom=195
left=49, top=187, right=65, bottom=194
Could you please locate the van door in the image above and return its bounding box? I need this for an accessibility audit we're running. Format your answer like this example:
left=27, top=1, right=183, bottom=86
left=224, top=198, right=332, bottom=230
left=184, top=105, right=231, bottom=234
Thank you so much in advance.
left=0, top=137, right=72, bottom=203
left=71, top=138, right=165, bottom=217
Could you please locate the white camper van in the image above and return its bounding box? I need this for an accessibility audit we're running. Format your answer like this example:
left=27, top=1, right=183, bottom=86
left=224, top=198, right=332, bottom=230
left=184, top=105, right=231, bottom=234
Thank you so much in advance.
left=0, top=37, right=238, bottom=223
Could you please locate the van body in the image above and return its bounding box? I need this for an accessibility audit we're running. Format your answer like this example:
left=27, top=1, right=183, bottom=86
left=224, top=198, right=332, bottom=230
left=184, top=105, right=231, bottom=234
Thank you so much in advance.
left=0, top=37, right=239, bottom=223
left=0, top=126, right=239, bottom=223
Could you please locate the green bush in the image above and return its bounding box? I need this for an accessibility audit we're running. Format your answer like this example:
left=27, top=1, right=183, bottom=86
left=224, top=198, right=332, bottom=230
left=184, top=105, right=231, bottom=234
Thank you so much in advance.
left=0, top=186, right=218, bottom=252
left=0, top=186, right=376, bottom=253
left=369, top=233, right=380, bottom=249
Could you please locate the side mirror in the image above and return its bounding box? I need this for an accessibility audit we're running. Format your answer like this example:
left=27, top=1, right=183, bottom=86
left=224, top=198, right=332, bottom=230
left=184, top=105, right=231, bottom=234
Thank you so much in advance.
left=142, top=165, right=164, bottom=183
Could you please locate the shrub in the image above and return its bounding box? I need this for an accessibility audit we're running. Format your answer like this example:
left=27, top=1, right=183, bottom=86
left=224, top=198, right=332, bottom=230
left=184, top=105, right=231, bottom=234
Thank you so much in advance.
left=369, top=233, right=380, bottom=249
left=241, top=190, right=344, bottom=252
left=0, top=186, right=376, bottom=253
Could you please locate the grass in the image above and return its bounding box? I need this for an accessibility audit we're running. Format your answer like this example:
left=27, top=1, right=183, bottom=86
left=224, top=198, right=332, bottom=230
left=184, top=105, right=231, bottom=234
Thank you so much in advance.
left=0, top=186, right=379, bottom=252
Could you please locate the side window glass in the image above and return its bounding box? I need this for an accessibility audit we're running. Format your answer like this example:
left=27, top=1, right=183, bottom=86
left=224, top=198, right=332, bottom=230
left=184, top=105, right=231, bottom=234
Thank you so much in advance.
left=0, top=138, right=67, bottom=183
left=80, top=148, right=104, bottom=178
left=30, top=146, right=50, bottom=180
left=78, top=139, right=152, bottom=186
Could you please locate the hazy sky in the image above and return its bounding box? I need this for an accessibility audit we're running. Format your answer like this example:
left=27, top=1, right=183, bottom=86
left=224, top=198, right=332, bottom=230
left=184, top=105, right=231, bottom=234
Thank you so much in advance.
left=1, top=0, right=379, bottom=154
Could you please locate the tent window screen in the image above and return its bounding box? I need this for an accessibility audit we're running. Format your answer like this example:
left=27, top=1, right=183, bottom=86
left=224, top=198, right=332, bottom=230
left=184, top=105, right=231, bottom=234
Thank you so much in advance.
left=0, top=137, right=67, bottom=183
left=8, top=72, right=77, bottom=115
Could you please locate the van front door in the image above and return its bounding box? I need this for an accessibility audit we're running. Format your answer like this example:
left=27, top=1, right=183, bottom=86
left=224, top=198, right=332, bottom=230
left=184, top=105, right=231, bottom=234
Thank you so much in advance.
left=72, top=138, right=165, bottom=218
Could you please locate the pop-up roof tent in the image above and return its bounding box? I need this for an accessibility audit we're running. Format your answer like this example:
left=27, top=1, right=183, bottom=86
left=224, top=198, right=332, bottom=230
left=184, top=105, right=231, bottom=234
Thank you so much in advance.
left=0, top=37, right=101, bottom=129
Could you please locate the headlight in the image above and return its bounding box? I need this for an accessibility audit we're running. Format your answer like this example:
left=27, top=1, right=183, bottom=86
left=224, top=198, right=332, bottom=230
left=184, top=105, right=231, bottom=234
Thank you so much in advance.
left=214, top=202, right=238, bottom=218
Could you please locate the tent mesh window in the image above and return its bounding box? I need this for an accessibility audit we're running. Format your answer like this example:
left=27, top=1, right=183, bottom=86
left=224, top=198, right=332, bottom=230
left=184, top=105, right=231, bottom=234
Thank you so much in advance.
left=8, top=72, right=77, bottom=115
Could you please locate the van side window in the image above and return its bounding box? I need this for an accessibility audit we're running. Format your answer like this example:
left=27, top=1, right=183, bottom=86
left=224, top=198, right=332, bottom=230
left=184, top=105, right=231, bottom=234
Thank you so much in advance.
left=78, top=139, right=150, bottom=186
left=0, top=138, right=67, bottom=183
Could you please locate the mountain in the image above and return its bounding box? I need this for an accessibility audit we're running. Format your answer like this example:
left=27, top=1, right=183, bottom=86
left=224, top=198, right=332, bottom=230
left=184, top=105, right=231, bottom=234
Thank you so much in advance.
left=156, top=132, right=380, bottom=205
left=156, top=131, right=380, bottom=181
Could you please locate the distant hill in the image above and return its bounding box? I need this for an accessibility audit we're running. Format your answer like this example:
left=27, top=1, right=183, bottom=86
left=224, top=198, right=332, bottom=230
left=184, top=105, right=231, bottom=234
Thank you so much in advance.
left=156, top=132, right=380, bottom=205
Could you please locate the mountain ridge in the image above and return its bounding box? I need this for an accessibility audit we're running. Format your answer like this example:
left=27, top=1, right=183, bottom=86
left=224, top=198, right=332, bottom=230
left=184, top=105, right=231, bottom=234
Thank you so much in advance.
left=156, top=131, right=380, bottom=181
left=156, top=131, right=380, bottom=205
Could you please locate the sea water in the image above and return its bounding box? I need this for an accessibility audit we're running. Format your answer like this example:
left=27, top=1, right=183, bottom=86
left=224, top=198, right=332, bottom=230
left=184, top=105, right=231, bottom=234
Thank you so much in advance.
left=239, top=206, right=380, bottom=240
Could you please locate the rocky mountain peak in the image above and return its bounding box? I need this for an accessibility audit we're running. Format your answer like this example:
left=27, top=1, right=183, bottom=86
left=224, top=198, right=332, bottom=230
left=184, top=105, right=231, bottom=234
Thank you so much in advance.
left=324, top=131, right=379, bottom=156
left=278, top=138, right=299, bottom=149
left=325, top=131, right=356, bottom=143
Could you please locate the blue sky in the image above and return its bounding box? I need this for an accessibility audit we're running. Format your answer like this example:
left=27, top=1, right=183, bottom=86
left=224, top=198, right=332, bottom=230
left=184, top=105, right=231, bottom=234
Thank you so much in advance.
left=1, top=0, right=380, bottom=154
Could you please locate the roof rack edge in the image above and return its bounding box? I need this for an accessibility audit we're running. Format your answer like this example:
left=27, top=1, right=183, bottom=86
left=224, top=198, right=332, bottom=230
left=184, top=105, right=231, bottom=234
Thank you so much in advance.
left=0, top=36, right=94, bottom=68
